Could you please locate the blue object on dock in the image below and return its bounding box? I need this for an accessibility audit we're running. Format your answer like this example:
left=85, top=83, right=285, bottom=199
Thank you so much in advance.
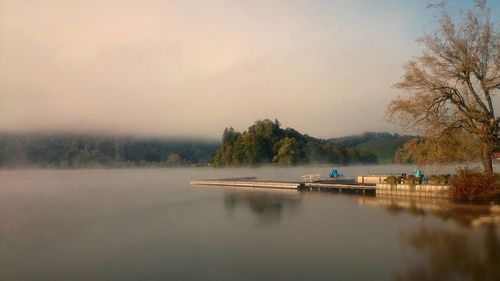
left=329, top=169, right=341, bottom=178
left=415, top=169, right=421, bottom=178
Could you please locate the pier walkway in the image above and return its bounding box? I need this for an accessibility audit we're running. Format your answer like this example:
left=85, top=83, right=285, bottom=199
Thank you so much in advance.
left=190, top=177, right=450, bottom=198
left=190, top=177, right=376, bottom=194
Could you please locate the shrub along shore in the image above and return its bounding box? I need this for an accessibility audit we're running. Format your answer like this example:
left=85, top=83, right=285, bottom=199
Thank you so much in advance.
left=384, top=168, right=500, bottom=202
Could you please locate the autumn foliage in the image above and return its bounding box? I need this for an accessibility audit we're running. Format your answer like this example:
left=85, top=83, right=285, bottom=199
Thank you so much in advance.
left=388, top=0, right=499, bottom=175
left=449, top=167, right=500, bottom=201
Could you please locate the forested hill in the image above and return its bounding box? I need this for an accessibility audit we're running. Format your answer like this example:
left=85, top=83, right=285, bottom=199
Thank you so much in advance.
left=212, top=119, right=378, bottom=167
left=330, top=132, right=413, bottom=163
left=0, top=127, right=411, bottom=169
left=0, top=134, right=218, bottom=168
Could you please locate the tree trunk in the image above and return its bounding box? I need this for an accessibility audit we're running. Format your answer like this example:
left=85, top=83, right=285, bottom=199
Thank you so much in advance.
left=483, top=150, right=493, bottom=175
left=482, top=137, right=494, bottom=175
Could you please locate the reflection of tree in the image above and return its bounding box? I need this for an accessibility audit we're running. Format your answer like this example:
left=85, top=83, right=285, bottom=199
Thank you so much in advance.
left=224, top=190, right=302, bottom=224
left=395, top=225, right=500, bottom=281
left=362, top=196, right=498, bottom=227
left=384, top=198, right=425, bottom=216
left=359, top=196, right=500, bottom=280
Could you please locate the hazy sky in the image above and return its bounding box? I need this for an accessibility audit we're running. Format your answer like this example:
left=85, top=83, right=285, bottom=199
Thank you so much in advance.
left=1, top=0, right=498, bottom=139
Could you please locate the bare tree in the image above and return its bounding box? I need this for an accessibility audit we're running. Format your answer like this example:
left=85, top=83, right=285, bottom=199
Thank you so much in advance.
left=388, top=0, right=499, bottom=174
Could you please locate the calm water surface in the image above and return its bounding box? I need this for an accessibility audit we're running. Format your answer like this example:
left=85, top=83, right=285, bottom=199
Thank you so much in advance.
left=0, top=165, right=499, bottom=281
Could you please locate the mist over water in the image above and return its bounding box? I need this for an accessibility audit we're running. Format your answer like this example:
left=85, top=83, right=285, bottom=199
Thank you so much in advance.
left=1, top=166, right=498, bottom=281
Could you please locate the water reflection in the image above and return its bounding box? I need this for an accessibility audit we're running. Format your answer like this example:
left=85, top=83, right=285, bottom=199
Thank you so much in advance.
left=223, top=188, right=302, bottom=224
left=395, top=224, right=500, bottom=281
left=358, top=196, right=500, bottom=280
left=359, top=196, right=500, bottom=227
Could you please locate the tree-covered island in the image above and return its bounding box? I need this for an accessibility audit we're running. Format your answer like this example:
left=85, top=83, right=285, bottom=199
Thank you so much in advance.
left=212, top=119, right=379, bottom=167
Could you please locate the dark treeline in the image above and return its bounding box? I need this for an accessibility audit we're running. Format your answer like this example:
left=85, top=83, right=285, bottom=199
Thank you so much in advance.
left=330, top=132, right=414, bottom=163
left=212, top=119, right=378, bottom=167
left=0, top=134, right=218, bottom=168
left=330, top=132, right=410, bottom=147
left=0, top=126, right=412, bottom=169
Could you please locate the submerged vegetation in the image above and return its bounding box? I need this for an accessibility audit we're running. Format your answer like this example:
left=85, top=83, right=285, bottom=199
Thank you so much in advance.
left=212, top=119, right=378, bottom=167
left=0, top=134, right=218, bottom=168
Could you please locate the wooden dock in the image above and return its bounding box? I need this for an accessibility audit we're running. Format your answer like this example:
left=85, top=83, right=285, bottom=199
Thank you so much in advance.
left=190, top=179, right=302, bottom=189
left=190, top=177, right=376, bottom=194
left=304, top=182, right=376, bottom=195
left=190, top=177, right=452, bottom=198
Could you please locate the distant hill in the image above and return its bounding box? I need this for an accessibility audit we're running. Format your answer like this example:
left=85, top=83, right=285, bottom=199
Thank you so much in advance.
left=0, top=134, right=218, bottom=168
left=0, top=130, right=413, bottom=169
left=212, top=119, right=378, bottom=167
left=330, top=132, right=414, bottom=163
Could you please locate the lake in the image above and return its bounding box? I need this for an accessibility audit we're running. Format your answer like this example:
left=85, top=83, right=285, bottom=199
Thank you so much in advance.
left=1, top=165, right=499, bottom=281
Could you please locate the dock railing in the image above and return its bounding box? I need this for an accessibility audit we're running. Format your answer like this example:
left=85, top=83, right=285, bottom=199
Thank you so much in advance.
left=301, top=174, right=321, bottom=183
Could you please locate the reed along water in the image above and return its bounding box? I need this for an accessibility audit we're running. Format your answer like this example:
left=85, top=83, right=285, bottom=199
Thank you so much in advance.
left=0, top=165, right=499, bottom=281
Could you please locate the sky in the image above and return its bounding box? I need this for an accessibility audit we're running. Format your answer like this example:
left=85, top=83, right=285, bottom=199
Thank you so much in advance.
left=0, top=0, right=498, bottom=139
